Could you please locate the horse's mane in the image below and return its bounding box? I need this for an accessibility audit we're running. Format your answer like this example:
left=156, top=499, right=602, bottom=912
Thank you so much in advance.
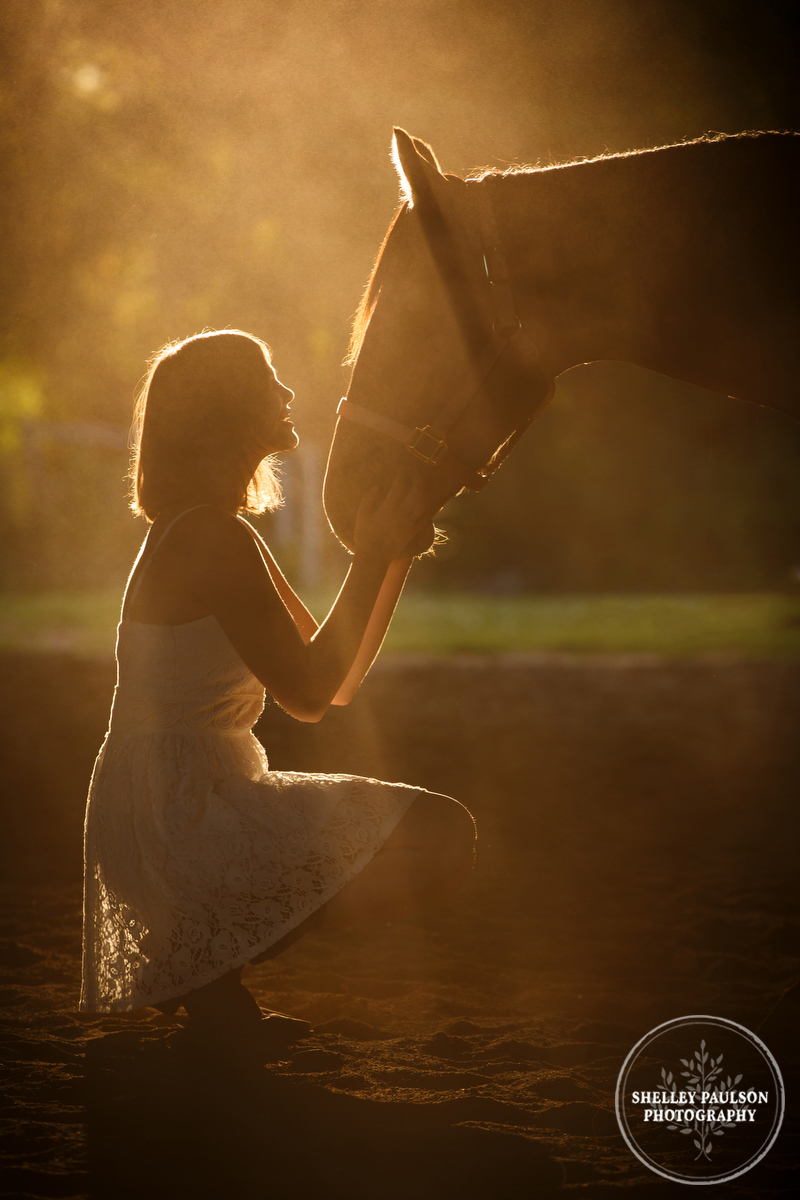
left=345, top=131, right=789, bottom=367
left=345, top=202, right=408, bottom=366
left=464, top=130, right=775, bottom=182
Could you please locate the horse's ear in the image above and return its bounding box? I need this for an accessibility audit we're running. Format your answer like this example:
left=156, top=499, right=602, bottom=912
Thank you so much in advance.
left=410, top=135, right=442, bottom=171
left=392, top=127, right=446, bottom=207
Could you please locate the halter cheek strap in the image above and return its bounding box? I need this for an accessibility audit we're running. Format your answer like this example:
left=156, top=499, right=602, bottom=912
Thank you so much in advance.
left=336, top=400, right=491, bottom=493
left=337, top=183, right=550, bottom=492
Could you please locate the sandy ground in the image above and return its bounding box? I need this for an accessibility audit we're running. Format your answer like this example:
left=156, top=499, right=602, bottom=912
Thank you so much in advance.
left=1, top=652, right=798, bottom=1199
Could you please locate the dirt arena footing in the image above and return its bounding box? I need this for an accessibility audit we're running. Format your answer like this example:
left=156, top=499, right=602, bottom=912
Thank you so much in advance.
left=1, top=653, right=798, bottom=1198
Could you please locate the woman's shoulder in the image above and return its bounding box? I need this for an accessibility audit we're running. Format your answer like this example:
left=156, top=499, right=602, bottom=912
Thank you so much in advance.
left=159, top=505, right=257, bottom=557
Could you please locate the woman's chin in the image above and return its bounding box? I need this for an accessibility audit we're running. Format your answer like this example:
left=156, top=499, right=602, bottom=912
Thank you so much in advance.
left=270, top=426, right=299, bottom=454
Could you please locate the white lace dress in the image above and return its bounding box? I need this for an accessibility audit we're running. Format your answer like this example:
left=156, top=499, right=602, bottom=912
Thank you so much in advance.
left=81, top=521, right=420, bottom=1013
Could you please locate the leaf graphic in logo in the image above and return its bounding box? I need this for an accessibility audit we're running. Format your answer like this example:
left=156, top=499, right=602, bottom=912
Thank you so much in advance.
left=654, top=1040, right=745, bottom=1163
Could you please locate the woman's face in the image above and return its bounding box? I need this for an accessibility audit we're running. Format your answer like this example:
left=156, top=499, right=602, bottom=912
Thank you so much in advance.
left=249, top=361, right=298, bottom=459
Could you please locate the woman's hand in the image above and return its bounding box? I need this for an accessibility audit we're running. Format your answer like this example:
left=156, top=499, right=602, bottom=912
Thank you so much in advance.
left=353, top=471, right=430, bottom=565
left=400, top=520, right=438, bottom=559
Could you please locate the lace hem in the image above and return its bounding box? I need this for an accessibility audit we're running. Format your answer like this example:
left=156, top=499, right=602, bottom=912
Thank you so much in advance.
left=81, top=768, right=419, bottom=1012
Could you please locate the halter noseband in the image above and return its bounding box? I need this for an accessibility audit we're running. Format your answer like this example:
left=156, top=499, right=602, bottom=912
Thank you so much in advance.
left=337, top=182, right=550, bottom=493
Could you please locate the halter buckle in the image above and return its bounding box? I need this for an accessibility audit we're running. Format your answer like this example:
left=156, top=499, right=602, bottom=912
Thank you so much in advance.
left=407, top=425, right=447, bottom=464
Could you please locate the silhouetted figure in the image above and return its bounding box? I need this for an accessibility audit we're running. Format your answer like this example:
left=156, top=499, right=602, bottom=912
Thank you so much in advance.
left=80, top=330, right=474, bottom=1049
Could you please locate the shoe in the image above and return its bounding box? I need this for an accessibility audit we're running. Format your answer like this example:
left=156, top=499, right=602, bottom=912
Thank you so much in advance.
left=168, top=1010, right=312, bottom=1064
left=259, top=1009, right=313, bottom=1043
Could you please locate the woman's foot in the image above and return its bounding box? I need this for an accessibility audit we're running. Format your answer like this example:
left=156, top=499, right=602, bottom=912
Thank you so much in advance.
left=257, top=1010, right=313, bottom=1042
left=157, top=908, right=326, bottom=1023
left=180, top=968, right=312, bottom=1044
left=182, top=968, right=261, bottom=1030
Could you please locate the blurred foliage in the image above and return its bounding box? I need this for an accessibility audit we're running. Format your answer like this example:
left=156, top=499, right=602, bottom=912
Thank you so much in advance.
left=0, top=363, right=43, bottom=526
left=0, top=0, right=797, bottom=592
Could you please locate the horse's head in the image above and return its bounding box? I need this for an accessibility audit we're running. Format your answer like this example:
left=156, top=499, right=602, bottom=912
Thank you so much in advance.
left=324, top=128, right=553, bottom=553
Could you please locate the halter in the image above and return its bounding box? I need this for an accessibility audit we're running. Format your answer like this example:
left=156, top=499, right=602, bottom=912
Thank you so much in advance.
left=337, top=181, right=550, bottom=492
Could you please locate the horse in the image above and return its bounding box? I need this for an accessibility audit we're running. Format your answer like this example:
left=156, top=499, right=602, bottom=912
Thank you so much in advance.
left=323, top=127, right=799, bottom=552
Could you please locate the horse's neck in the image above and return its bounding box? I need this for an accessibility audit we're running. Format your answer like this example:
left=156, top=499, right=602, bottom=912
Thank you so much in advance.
left=496, top=135, right=798, bottom=417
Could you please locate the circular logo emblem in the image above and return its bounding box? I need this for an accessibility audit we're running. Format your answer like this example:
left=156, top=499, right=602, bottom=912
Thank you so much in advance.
left=615, top=1015, right=784, bottom=1185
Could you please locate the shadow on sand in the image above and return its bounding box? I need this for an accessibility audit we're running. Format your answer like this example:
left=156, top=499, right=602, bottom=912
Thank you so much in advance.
left=82, top=1028, right=564, bottom=1200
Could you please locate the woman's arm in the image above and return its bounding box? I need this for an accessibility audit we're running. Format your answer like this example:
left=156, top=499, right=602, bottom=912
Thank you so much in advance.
left=238, top=518, right=319, bottom=644
left=330, top=556, right=412, bottom=705
left=246, top=520, right=415, bottom=698
left=331, top=518, right=436, bottom=704
left=192, top=476, right=427, bottom=722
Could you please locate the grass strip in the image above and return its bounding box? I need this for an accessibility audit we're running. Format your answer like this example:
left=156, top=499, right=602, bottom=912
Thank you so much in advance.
left=0, top=591, right=798, bottom=659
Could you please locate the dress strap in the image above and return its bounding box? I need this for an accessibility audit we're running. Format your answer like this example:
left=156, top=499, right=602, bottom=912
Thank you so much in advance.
left=126, top=505, right=211, bottom=606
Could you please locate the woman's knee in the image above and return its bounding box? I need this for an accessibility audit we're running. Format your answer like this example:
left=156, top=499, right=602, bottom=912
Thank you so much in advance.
left=408, top=792, right=476, bottom=867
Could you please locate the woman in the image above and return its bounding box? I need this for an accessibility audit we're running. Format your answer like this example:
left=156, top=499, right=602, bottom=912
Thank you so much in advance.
left=80, top=329, right=475, bottom=1045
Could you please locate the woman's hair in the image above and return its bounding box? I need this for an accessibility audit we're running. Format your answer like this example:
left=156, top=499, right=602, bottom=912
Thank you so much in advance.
left=130, top=329, right=283, bottom=521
